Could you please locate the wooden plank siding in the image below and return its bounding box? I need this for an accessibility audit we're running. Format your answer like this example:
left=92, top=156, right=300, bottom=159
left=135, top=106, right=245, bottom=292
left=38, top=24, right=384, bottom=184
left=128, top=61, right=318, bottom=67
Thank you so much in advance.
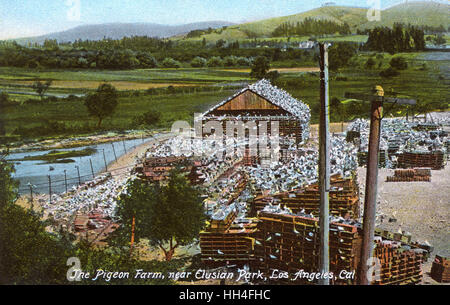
left=216, top=90, right=281, bottom=111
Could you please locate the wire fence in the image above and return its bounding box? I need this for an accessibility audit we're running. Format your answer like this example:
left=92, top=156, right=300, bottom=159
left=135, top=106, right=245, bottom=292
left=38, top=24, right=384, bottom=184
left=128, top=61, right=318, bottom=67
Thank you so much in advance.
left=18, top=163, right=137, bottom=196
left=14, top=136, right=162, bottom=196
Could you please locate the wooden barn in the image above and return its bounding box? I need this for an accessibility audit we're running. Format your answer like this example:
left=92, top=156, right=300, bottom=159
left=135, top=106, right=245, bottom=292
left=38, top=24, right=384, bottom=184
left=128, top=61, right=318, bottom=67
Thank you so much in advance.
left=197, top=79, right=310, bottom=161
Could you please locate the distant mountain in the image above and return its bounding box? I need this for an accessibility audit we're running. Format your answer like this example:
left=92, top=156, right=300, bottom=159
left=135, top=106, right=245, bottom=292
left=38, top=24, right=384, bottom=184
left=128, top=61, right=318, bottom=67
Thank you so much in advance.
left=183, top=1, right=449, bottom=40
left=15, top=21, right=235, bottom=44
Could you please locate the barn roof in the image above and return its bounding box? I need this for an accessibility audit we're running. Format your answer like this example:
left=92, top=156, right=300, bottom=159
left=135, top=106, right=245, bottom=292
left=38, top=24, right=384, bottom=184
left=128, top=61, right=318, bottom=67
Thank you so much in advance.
left=202, top=79, right=310, bottom=123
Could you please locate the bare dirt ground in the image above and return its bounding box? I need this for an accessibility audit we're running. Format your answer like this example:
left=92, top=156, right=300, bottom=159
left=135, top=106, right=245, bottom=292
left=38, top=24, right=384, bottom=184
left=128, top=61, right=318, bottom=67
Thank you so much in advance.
left=357, top=166, right=450, bottom=285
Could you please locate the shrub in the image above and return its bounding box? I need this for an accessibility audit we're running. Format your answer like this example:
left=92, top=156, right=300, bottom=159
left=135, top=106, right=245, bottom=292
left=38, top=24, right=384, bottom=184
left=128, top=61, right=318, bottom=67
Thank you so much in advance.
left=207, top=56, right=223, bottom=67
left=365, top=58, right=376, bottom=69
left=237, top=57, right=250, bottom=66
left=132, top=110, right=161, bottom=128
left=161, top=58, right=182, bottom=68
left=380, top=67, right=400, bottom=78
left=190, top=57, right=207, bottom=67
left=389, top=56, right=408, bottom=70
left=223, top=56, right=238, bottom=67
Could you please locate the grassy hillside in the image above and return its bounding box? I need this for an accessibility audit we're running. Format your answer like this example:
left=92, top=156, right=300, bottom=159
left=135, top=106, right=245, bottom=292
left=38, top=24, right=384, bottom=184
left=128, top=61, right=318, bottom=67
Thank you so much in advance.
left=234, top=6, right=367, bottom=36
left=179, top=1, right=449, bottom=42
left=359, top=1, right=450, bottom=30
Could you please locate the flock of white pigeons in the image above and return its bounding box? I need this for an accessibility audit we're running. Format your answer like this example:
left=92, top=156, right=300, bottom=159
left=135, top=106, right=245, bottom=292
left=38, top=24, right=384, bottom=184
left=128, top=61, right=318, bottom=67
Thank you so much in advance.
left=348, top=118, right=448, bottom=158
left=199, top=79, right=311, bottom=143
left=42, top=173, right=136, bottom=224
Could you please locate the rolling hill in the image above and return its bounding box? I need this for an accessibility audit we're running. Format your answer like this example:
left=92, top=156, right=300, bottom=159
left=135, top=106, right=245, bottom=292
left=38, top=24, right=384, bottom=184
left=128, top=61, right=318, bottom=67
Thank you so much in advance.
left=358, top=1, right=450, bottom=30
left=181, top=1, right=449, bottom=41
left=15, top=21, right=235, bottom=44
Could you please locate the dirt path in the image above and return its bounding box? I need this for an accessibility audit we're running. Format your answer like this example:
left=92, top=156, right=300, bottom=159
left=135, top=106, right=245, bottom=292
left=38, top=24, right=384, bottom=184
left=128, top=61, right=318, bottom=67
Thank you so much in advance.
left=357, top=166, right=450, bottom=285
left=106, top=133, right=174, bottom=179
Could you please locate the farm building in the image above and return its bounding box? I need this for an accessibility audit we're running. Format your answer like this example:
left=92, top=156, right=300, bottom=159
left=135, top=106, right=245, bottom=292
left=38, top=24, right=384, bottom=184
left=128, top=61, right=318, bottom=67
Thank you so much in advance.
left=197, top=79, right=311, bottom=163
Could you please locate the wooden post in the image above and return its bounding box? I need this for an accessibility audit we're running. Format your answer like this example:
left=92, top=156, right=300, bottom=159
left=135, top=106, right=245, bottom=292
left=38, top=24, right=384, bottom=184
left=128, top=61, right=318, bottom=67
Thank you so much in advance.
left=344, top=88, right=416, bottom=285
left=358, top=87, right=383, bottom=285
left=318, top=43, right=330, bottom=285
left=28, top=182, right=34, bottom=210
left=102, top=149, right=108, bottom=172
left=75, top=165, right=81, bottom=186
left=64, top=170, right=68, bottom=193
left=89, top=159, right=95, bottom=179
left=48, top=175, right=52, bottom=204
left=122, top=140, right=127, bottom=153
left=130, top=215, right=136, bottom=257
left=111, top=143, right=118, bottom=162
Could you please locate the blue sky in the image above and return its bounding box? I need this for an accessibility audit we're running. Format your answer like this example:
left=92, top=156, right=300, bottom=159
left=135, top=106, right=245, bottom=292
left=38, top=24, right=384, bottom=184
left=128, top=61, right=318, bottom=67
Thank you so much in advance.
left=0, top=0, right=444, bottom=39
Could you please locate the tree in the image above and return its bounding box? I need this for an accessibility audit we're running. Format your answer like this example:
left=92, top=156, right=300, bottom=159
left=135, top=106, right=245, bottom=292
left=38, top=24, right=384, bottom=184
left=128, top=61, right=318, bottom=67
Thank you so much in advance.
left=266, top=70, right=280, bottom=82
left=237, top=57, right=250, bottom=66
left=250, top=56, right=270, bottom=79
left=84, top=83, right=119, bottom=128
left=136, top=52, right=158, bottom=68
left=0, top=155, right=74, bottom=284
left=389, top=56, right=408, bottom=70
left=215, top=39, right=226, bottom=49
left=328, top=43, right=357, bottom=71
left=433, top=34, right=446, bottom=46
left=380, top=66, right=400, bottom=78
left=32, top=80, right=52, bottom=100
left=207, top=56, right=223, bottom=67
left=365, top=58, right=376, bottom=70
left=161, top=58, right=182, bottom=68
left=190, top=56, right=207, bottom=68
left=113, top=169, right=205, bottom=261
left=0, top=93, right=9, bottom=135
left=223, top=56, right=238, bottom=67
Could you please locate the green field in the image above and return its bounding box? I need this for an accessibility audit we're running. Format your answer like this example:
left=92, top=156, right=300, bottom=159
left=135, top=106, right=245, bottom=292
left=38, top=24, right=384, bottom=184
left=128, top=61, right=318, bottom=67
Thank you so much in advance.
left=1, top=51, right=448, bottom=144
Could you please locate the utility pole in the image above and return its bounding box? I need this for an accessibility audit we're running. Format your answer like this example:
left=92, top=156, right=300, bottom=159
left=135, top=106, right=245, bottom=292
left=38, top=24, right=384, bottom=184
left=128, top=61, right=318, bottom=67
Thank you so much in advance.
left=111, top=143, right=118, bottom=162
left=122, top=140, right=127, bottom=153
left=89, top=159, right=95, bottom=179
left=318, top=43, right=330, bottom=285
left=345, top=87, right=416, bottom=284
left=75, top=165, right=81, bottom=186
left=102, top=149, right=108, bottom=172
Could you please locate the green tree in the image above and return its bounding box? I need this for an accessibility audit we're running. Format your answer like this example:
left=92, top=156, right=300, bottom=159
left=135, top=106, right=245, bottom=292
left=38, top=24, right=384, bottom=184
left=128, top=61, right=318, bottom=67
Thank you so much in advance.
left=223, top=56, right=238, bottom=67
left=161, top=57, right=182, bottom=68
left=0, top=93, right=9, bottom=135
left=215, top=39, right=226, bottom=49
left=0, top=156, right=74, bottom=284
left=113, top=169, right=205, bottom=261
left=84, top=83, right=119, bottom=128
left=32, top=80, right=53, bottom=100
left=328, top=43, right=357, bottom=71
left=365, top=58, right=376, bottom=70
left=433, top=34, right=446, bottom=46
left=207, top=56, right=223, bottom=67
left=190, top=56, right=207, bottom=68
left=250, top=56, right=270, bottom=79
left=380, top=66, right=400, bottom=78
left=389, top=56, right=408, bottom=70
